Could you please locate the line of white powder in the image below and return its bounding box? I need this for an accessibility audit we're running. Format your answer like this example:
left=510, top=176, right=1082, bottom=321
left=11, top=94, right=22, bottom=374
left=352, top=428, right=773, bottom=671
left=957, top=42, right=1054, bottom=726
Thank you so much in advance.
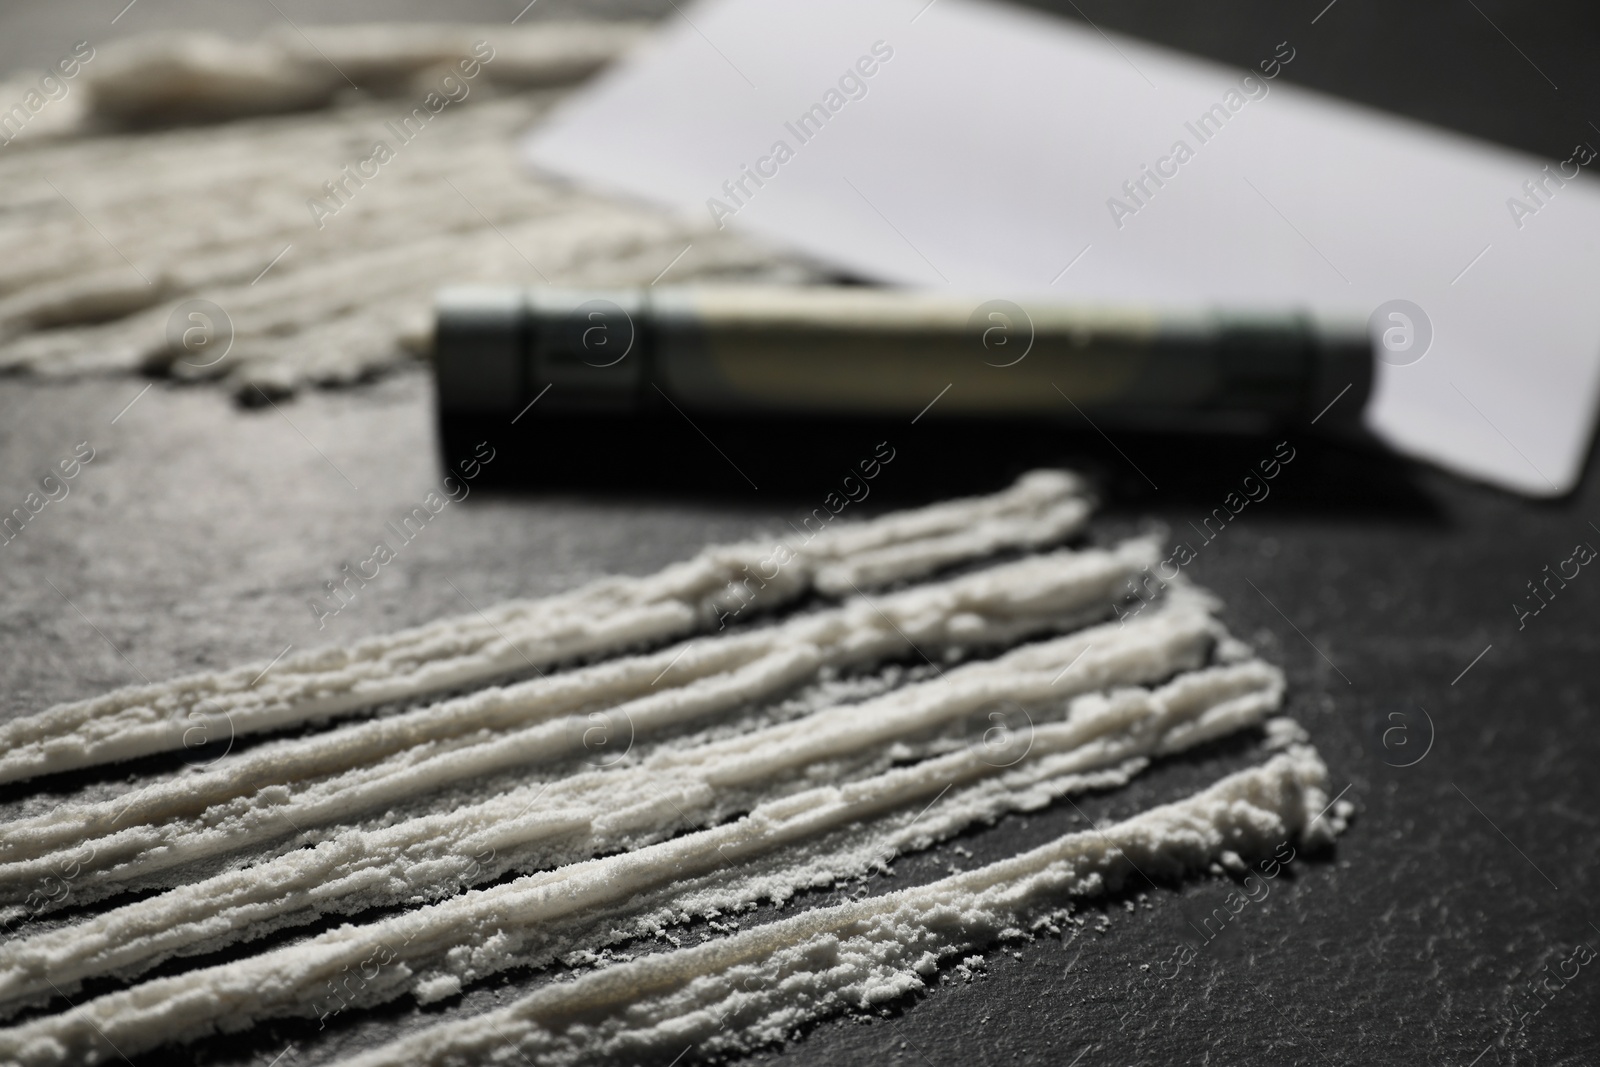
left=0, top=40, right=643, bottom=341
left=340, top=748, right=1337, bottom=1067
left=336, top=661, right=1291, bottom=1010
left=0, top=23, right=647, bottom=151
left=0, top=660, right=1292, bottom=1056
left=0, top=532, right=1150, bottom=895
left=83, top=22, right=652, bottom=127
left=0, top=740, right=1340, bottom=1067
left=0, top=104, right=651, bottom=314
left=332, top=747, right=1340, bottom=1067
left=0, top=568, right=1208, bottom=949
left=4, top=169, right=781, bottom=387
left=0, top=591, right=1239, bottom=1010
left=0, top=470, right=1091, bottom=784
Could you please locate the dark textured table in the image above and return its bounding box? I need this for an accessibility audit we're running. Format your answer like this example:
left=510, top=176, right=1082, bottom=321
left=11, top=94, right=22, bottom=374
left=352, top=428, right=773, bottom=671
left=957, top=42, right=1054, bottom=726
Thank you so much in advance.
left=2, top=1, right=1598, bottom=1065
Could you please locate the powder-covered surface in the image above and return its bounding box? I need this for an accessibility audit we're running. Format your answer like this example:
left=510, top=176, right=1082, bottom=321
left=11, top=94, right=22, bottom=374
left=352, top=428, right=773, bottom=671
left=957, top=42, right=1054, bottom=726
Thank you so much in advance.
left=0, top=23, right=820, bottom=398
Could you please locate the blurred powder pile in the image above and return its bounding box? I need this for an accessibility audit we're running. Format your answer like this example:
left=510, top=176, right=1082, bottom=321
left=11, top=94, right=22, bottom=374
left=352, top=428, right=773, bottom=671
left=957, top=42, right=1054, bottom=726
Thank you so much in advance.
left=0, top=23, right=819, bottom=401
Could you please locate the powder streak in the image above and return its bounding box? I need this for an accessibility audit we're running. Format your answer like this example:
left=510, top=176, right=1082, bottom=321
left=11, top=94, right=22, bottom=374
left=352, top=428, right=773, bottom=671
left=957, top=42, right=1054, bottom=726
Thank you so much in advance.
left=0, top=471, right=1089, bottom=784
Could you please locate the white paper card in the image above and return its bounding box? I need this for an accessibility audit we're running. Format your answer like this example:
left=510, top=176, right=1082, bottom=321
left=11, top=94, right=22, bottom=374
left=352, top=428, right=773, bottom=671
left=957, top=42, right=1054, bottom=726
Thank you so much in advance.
left=525, top=0, right=1600, bottom=495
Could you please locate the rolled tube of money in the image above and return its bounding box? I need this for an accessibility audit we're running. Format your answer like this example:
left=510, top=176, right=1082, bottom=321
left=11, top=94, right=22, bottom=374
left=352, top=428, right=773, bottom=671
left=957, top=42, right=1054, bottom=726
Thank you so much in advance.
left=433, top=285, right=1372, bottom=427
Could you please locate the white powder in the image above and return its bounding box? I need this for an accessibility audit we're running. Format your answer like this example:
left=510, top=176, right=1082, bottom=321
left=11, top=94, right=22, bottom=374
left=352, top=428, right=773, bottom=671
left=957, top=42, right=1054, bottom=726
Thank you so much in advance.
left=81, top=23, right=651, bottom=126
left=314, top=748, right=1342, bottom=1067
left=0, top=468, right=1353, bottom=1066
left=0, top=24, right=814, bottom=396
left=0, top=594, right=1245, bottom=1014
left=0, top=471, right=1089, bottom=785
left=0, top=665, right=1297, bottom=1059
left=0, top=534, right=1159, bottom=911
